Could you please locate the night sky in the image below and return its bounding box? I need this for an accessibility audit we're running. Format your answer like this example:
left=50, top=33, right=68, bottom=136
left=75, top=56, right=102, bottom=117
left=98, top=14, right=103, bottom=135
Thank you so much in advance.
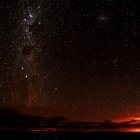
left=0, top=0, right=140, bottom=121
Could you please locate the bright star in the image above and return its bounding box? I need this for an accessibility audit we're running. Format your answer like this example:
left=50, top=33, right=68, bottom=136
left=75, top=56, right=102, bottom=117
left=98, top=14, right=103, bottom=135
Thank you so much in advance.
left=29, top=13, right=33, bottom=18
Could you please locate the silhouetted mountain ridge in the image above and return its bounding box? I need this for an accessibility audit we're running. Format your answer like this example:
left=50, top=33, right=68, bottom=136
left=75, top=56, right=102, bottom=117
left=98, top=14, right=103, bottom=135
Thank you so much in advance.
left=1, top=109, right=140, bottom=132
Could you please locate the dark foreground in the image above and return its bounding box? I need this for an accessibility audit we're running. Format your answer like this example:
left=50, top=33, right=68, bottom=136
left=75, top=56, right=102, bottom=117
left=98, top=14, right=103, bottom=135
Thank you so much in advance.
left=1, top=131, right=140, bottom=140
left=0, top=109, right=140, bottom=139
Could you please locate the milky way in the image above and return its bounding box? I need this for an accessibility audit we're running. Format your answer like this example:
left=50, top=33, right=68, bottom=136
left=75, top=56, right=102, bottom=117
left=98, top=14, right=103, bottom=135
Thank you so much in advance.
left=12, top=0, right=46, bottom=110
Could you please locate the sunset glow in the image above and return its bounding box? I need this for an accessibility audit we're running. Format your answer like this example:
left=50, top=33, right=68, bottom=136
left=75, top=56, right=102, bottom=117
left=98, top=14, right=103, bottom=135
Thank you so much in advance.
left=127, top=128, right=140, bottom=132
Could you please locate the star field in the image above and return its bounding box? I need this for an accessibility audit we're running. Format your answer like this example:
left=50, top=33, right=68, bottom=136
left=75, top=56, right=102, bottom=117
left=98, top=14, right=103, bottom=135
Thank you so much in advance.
left=0, top=0, right=140, bottom=121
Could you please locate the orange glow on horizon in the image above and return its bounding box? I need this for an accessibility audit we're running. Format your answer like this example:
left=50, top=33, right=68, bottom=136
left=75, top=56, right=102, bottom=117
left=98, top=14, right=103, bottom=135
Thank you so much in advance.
left=115, top=117, right=140, bottom=123
left=133, top=117, right=140, bottom=121
left=127, top=128, right=140, bottom=132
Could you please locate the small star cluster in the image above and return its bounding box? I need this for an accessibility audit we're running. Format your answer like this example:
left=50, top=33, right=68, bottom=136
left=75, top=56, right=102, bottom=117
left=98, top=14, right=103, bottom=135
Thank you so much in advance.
left=0, top=0, right=140, bottom=121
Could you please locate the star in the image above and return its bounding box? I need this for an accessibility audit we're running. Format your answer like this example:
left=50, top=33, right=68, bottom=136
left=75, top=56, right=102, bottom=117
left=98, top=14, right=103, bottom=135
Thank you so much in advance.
left=29, top=13, right=33, bottom=18
left=21, top=67, right=24, bottom=70
left=38, top=21, right=42, bottom=25
left=54, top=87, right=58, bottom=90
